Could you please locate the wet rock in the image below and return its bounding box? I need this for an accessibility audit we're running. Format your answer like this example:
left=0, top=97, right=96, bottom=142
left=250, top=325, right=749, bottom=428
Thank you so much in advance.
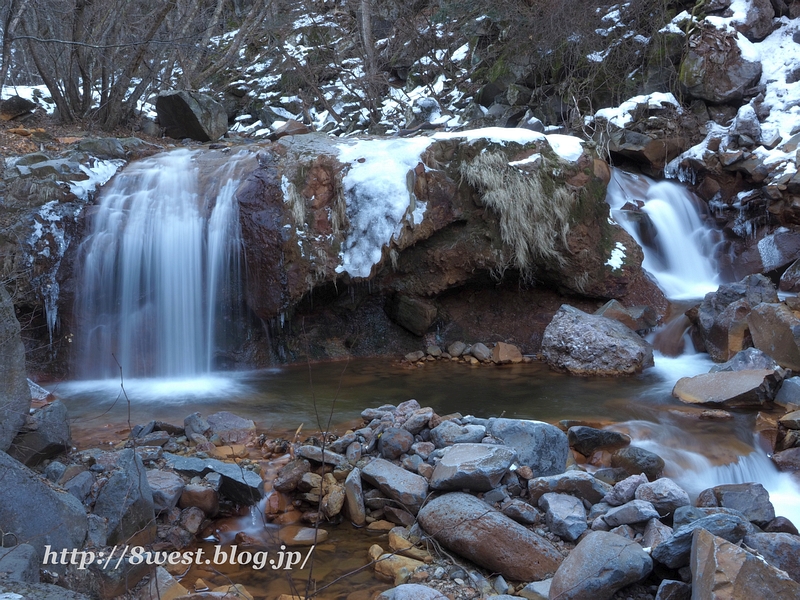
left=0, top=452, right=88, bottom=575
left=594, top=299, right=657, bottom=331
left=8, top=400, right=71, bottom=466
left=709, top=347, right=783, bottom=373
left=344, top=467, right=366, bottom=526
left=748, top=303, right=800, bottom=370
left=549, top=531, right=653, bottom=600
left=385, top=295, right=437, bottom=336
left=652, top=513, right=754, bottom=569
left=418, top=492, right=562, bottom=581
left=492, top=342, right=523, bottom=364
left=379, top=427, right=414, bottom=460
left=780, top=410, right=800, bottom=429
left=279, top=525, right=328, bottom=545
left=94, top=449, right=155, bottom=545
left=486, top=418, right=568, bottom=476
left=672, top=369, right=778, bottom=408
left=635, top=477, right=691, bottom=516
left=429, top=420, right=485, bottom=447
left=0, top=286, right=30, bottom=453
left=696, top=482, right=775, bottom=525
left=691, top=528, right=800, bottom=598
left=146, top=469, right=186, bottom=513
left=206, top=411, right=256, bottom=444
left=361, top=458, right=428, bottom=514
left=538, top=493, right=587, bottom=541
left=742, top=532, right=800, bottom=582
left=679, top=23, right=762, bottom=103
left=273, top=458, right=311, bottom=492
left=178, top=483, right=219, bottom=517
left=603, top=499, right=660, bottom=526
left=429, top=443, right=517, bottom=492
left=603, top=473, right=649, bottom=506
left=372, top=551, right=426, bottom=586
left=0, top=544, right=39, bottom=583
left=610, top=446, right=665, bottom=481
left=164, top=453, right=263, bottom=504
left=771, top=447, right=800, bottom=471
left=542, top=305, right=654, bottom=376
left=155, top=90, right=228, bottom=141
left=527, top=470, right=612, bottom=505
left=567, top=426, right=631, bottom=456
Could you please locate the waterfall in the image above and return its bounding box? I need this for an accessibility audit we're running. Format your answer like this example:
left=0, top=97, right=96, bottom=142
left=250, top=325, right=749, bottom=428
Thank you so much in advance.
left=74, top=149, right=254, bottom=379
left=606, top=170, right=721, bottom=300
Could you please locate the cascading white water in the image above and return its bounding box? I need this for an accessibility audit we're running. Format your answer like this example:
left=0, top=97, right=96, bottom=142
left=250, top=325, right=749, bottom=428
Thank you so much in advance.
left=75, top=149, right=253, bottom=379
left=606, top=170, right=721, bottom=300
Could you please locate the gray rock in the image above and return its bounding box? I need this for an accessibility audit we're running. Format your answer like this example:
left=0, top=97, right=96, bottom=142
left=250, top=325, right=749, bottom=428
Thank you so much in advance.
left=418, top=492, right=562, bottom=581
left=44, top=460, right=67, bottom=482
left=567, top=426, right=631, bottom=456
left=673, top=504, right=751, bottom=529
left=344, top=467, right=366, bottom=526
left=0, top=451, right=87, bottom=575
left=385, top=295, right=437, bottom=336
left=63, top=471, right=94, bottom=503
left=376, top=584, right=448, bottom=599
left=519, top=578, right=551, bottom=600
left=742, top=532, right=800, bottom=582
left=0, top=286, right=30, bottom=453
left=183, top=412, right=210, bottom=438
left=164, top=452, right=263, bottom=505
left=603, top=499, right=660, bottom=526
left=672, top=369, right=779, bottom=408
left=429, top=420, right=485, bottom=447
left=611, top=445, right=665, bottom=480
left=361, top=458, right=429, bottom=514
left=447, top=341, right=467, bottom=357
left=0, top=544, right=39, bottom=583
left=635, top=477, right=691, bottom=516
left=296, top=445, right=348, bottom=466
left=603, top=473, right=649, bottom=506
left=430, top=443, right=517, bottom=492
left=654, top=579, right=691, bottom=600
left=93, top=449, right=155, bottom=545
left=539, top=493, right=587, bottom=542
left=651, top=512, right=754, bottom=568
left=401, top=408, right=434, bottom=435
left=146, top=469, right=186, bottom=513
left=379, top=427, right=414, bottom=460
left=528, top=470, right=612, bottom=505
left=542, top=305, right=654, bottom=375
left=155, top=90, right=228, bottom=141
left=709, top=347, right=782, bottom=373
left=469, top=342, right=492, bottom=361
left=273, top=458, right=311, bottom=492
left=206, top=411, right=256, bottom=444
left=486, top=418, right=568, bottom=476
left=8, top=400, right=71, bottom=466
left=696, top=482, right=775, bottom=525
left=644, top=517, right=673, bottom=550
left=549, top=531, right=653, bottom=599
left=500, top=498, right=542, bottom=525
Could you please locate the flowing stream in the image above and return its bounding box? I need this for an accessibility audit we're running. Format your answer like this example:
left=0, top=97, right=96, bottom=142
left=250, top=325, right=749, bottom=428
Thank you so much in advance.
left=53, top=155, right=799, bottom=597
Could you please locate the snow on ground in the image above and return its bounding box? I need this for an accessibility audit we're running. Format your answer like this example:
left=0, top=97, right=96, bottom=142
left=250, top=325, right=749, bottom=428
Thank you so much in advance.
left=593, top=92, right=680, bottom=128
left=1, top=84, right=56, bottom=114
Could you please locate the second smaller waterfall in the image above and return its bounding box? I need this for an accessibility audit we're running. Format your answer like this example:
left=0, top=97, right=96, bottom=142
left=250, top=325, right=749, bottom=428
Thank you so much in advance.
left=607, top=170, right=721, bottom=300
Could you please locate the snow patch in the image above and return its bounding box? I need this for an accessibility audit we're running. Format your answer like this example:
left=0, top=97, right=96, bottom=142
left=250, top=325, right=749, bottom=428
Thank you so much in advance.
left=606, top=242, right=626, bottom=271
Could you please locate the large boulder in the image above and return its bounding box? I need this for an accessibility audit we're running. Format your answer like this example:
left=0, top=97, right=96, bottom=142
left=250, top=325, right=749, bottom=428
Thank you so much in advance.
left=486, top=418, right=568, bottom=476
left=691, top=528, right=800, bottom=598
left=549, top=531, right=653, bottom=600
left=8, top=400, right=71, bottom=466
left=155, top=90, right=228, bottom=141
left=696, top=483, right=775, bottom=525
left=725, top=0, right=775, bottom=42
left=672, top=369, right=780, bottom=407
left=679, top=23, right=762, bottom=103
left=0, top=451, right=87, bottom=575
left=541, top=305, right=654, bottom=375
left=417, top=492, right=562, bottom=581
left=742, top=532, right=800, bottom=582
left=652, top=512, right=754, bottom=569
left=0, top=286, right=30, bottom=452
